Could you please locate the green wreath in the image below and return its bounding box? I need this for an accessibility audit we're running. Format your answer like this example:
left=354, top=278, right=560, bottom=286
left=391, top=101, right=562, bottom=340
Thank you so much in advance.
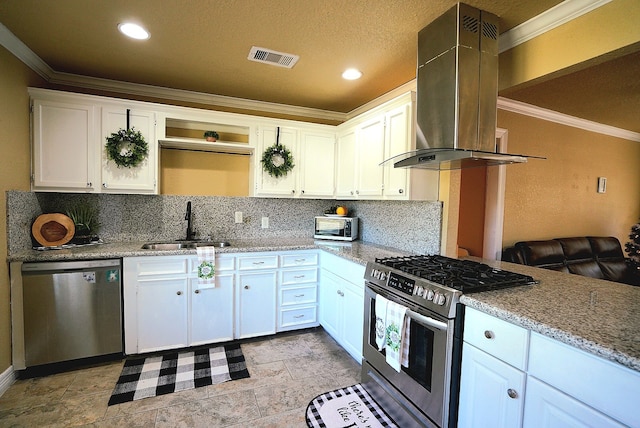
left=105, top=127, right=148, bottom=168
left=261, top=144, right=295, bottom=178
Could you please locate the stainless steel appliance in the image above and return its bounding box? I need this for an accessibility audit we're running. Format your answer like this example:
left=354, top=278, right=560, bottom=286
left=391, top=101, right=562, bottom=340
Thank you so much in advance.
left=20, top=259, right=123, bottom=368
left=314, top=216, right=358, bottom=241
left=384, top=3, right=543, bottom=170
left=362, top=255, right=537, bottom=427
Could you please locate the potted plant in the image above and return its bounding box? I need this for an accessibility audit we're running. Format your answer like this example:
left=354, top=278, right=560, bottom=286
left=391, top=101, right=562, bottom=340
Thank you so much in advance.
left=203, top=131, right=219, bottom=142
left=66, top=205, right=101, bottom=244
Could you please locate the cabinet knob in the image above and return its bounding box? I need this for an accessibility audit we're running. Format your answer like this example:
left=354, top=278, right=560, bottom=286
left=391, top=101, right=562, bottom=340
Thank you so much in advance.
left=350, top=191, right=354, bottom=195
left=484, top=330, right=495, bottom=339
left=176, top=291, right=183, bottom=296
left=399, top=188, right=404, bottom=194
left=337, top=290, right=344, bottom=297
left=87, top=182, right=92, bottom=188
left=244, top=285, right=250, bottom=290
left=356, top=190, right=360, bottom=195
left=102, top=183, right=108, bottom=188
left=507, top=389, right=518, bottom=399
left=194, top=289, right=200, bottom=294
left=291, top=190, right=295, bottom=194
left=301, top=190, right=305, bottom=194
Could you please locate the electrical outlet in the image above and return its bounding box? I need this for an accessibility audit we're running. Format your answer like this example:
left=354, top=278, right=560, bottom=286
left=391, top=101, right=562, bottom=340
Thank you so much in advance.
left=261, top=216, right=269, bottom=229
left=235, top=211, right=243, bottom=223
left=597, top=177, right=607, bottom=193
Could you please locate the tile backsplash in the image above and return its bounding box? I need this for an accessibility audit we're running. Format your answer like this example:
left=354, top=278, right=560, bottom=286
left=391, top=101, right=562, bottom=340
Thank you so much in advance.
left=7, top=191, right=442, bottom=255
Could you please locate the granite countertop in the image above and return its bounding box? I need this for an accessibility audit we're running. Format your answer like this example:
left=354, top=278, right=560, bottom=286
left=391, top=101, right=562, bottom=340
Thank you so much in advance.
left=8, top=238, right=412, bottom=265
left=461, top=259, right=640, bottom=372
left=9, top=240, right=639, bottom=372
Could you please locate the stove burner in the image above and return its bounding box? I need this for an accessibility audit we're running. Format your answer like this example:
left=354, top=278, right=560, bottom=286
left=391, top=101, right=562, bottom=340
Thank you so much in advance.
left=375, top=255, right=536, bottom=292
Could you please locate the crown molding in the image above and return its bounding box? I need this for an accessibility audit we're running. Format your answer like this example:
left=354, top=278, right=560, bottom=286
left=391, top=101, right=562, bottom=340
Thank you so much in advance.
left=498, top=97, right=640, bottom=142
left=0, top=22, right=54, bottom=79
left=499, top=0, right=612, bottom=53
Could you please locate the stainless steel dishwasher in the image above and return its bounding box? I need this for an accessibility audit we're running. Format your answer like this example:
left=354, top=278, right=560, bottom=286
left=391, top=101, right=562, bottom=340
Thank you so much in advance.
left=21, top=259, right=123, bottom=367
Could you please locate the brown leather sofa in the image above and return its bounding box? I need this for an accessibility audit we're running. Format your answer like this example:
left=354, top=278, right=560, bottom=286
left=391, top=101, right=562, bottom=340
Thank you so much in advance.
left=502, top=236, right=639, bottom=286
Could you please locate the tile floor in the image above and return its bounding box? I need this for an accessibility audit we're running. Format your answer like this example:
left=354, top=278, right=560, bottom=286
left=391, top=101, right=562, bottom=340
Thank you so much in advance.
left=0, top=328, right=362, bottom=427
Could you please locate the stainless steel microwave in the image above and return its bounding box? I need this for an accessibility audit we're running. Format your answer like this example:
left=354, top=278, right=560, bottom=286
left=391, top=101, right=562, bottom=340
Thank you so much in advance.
left=314, top=216, right=358, bottom=241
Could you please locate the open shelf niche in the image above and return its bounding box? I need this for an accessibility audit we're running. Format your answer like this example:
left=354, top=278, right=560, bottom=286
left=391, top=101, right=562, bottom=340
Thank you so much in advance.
left=160, top=118, right=254, bottom=155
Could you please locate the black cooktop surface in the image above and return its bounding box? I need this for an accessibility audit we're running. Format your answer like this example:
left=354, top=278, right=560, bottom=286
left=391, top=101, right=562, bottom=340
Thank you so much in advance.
left=374, top=255, right=537, bottom=293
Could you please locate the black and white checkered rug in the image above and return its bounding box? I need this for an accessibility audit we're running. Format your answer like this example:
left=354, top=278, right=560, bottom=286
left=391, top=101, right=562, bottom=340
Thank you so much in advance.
left=108, top=343, right=250, bottom=405
left=306, top=383, right=398, bottom=428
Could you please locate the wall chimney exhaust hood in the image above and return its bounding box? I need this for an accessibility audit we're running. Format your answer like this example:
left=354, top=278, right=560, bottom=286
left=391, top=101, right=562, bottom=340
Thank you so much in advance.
left=384, top=3, right=543, bottom=170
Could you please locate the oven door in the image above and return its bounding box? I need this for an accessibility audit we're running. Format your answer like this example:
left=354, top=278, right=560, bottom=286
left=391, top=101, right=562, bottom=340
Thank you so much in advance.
left=362, top=283, right=456, bottom=428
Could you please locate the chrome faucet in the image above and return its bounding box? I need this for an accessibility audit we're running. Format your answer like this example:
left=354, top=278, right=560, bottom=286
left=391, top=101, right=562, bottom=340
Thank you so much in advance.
left=185, top=201, right=195, bottom=240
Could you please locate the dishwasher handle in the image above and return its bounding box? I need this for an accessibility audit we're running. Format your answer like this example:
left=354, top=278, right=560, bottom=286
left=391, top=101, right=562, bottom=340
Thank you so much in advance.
left=21, top=259, right=121, bottom=273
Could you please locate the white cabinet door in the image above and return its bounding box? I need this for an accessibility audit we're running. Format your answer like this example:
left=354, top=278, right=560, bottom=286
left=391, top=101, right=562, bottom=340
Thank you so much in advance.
left=319, top=269, right=341, bottom=339
left=523, top=377, right=626, bottom=428
left=101, top=107, right=157, bottom=193
left=255, top=126, right=299, bottom=196
left=383, top=103, right=410, bottom=199
left=355, top=116, right=385, bottom=197
left=335, top=128, right=358, bottom=198
left=31, top=99, right=97, bottom=192
left=190, top=273, right=234, bottom=345
left=236, top=271, right=277, bottom=338
left=341, top=280, right=364, bottom=362
left=299, top=130, right=336, bottom=197
left=458, top=343, right=526, bottom=428
left=136, top=278, right=189, bottom=353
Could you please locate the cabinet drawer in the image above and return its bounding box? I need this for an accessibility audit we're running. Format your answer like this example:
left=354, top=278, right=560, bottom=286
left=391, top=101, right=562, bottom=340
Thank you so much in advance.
left=279, top=306, right=317, bottom=329
left=135, top=257, right=189, bottom=277
left=528, top=332, right=639, bottom=428
left=189, top=254, right=235, bottom=273
left=281, top=252, right=318, bottom=267
left=463, top=307, right=529, bottom=370
left=281, top=268, right=317, bottom=285
left=237, top=254, right=279, bottom=270
left=280, top=285, right=317, bottom=306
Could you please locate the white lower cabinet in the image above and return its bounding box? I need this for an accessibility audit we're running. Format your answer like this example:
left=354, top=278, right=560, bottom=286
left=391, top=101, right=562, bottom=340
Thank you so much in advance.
left=278, top=250, right=319, bottom=332
left=236, top=271, right=277, bottom=339
left=458, top=343, right=526, bottom=428
left=460, top=307, right=638, bottom=428
left=123, top=254, right=234, bottom=354
left=319, top=252, right=366, bottom=362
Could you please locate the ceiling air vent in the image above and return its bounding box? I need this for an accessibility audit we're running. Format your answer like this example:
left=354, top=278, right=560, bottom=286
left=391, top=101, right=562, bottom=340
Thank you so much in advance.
left=248, top=46, right=299, bottom=68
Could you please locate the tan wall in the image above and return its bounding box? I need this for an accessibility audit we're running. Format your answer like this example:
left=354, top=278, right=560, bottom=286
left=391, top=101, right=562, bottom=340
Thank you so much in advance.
left=499, top=109, right=640, bottom=248
left=0, top=46, right=47, bottom=372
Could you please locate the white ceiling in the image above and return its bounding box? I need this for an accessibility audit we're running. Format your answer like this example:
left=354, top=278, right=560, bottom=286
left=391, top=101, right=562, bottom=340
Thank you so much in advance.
left=1, top=0, right=639, bottom=133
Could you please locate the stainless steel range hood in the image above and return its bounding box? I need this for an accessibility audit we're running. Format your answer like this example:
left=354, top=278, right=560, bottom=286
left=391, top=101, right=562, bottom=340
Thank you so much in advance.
left=386, top=3, right=542, bottom=170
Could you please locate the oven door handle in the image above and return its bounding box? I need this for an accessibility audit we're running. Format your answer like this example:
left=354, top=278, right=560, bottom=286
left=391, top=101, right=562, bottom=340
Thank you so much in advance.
left=407, top=309, right=449, bottom=331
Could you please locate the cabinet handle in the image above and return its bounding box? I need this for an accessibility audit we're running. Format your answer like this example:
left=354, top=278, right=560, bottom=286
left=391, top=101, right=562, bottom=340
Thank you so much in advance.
left=87, top=182, right=92, bottom=188
left=253, top=261, right=265, bottom=265
left=244, top=285, right=250, bottom=290
left=295, top=259, right=306, bottom=263
left=294, top=294, right=305, bottom=298
left=194, top=289, right=200, bottom=294
left=294, top=275, right=305, bottom=279
left=176, top=291, right=183, bottom=295
left=337, top=290, right=344, bottom=296
left=484, top=330, right=495, bottom=339
left=294, top=315, right=305, bottom=319
left=507, top=389, right=518, bottom=399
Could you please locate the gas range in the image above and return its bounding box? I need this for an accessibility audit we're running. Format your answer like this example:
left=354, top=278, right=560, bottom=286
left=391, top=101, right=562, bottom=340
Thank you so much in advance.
left=364, top=254, right=537, bottom=318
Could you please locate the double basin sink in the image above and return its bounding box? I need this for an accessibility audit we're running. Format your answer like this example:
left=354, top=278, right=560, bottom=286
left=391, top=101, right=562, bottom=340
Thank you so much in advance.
left=141, top=240, right=231, bottom=250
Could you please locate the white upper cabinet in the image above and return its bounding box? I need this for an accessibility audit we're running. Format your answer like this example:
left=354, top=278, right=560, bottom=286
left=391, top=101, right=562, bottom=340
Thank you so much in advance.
left=356, top=116, right=386, bottom=197
left=31, top=98, right=97, bottom=192
left=101, top=107, right=157, bottom=193
left=254, top=125, right=335, bottom=198
left=383, top=103, right=411, bottom=198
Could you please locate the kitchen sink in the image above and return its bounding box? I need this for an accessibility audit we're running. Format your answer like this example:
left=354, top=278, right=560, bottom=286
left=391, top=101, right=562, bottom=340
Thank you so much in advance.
left=141, top=241, right=231, bottom=250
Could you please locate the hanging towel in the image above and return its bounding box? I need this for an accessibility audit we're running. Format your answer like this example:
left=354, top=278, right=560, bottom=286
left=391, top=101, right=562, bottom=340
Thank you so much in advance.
left=196, top=246, right=216, bottom=285
left=401, top=317, right=411, bottom=368
left=385, top=301, right=407, bottom=372
left=375, top=295, right=389, bottom=351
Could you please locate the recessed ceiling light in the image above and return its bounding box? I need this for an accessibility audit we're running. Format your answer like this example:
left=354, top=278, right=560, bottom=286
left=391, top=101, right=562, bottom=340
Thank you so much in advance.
left=118, top=22, right=150, bottom=40
left=342, top=68, right=362, bottom=80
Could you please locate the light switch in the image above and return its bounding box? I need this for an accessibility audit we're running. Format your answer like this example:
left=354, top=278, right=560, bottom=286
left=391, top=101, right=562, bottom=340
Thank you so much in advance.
left=261, top=216, right=269, bottom=229
left=235, top=211, right=243, bottom=223
left=597, top=177, right=607, bottom=193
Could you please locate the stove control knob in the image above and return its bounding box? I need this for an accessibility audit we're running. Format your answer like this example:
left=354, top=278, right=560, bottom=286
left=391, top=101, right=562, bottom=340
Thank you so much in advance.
left=415, top=286, right=424, bottom=297
left=426, top=289, right=435, bottom=301
left=433, top=292, right=446, bottom=306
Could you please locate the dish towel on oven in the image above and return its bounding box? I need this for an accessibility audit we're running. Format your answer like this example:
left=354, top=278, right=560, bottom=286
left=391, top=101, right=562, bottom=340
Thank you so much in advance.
left=385, top=301, right=408, bottom=372
left=375, top=295, right=389, bottom=351
left=401, top=317, right=410, bottom=368
left=196, top=246, right=215, bottom=285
